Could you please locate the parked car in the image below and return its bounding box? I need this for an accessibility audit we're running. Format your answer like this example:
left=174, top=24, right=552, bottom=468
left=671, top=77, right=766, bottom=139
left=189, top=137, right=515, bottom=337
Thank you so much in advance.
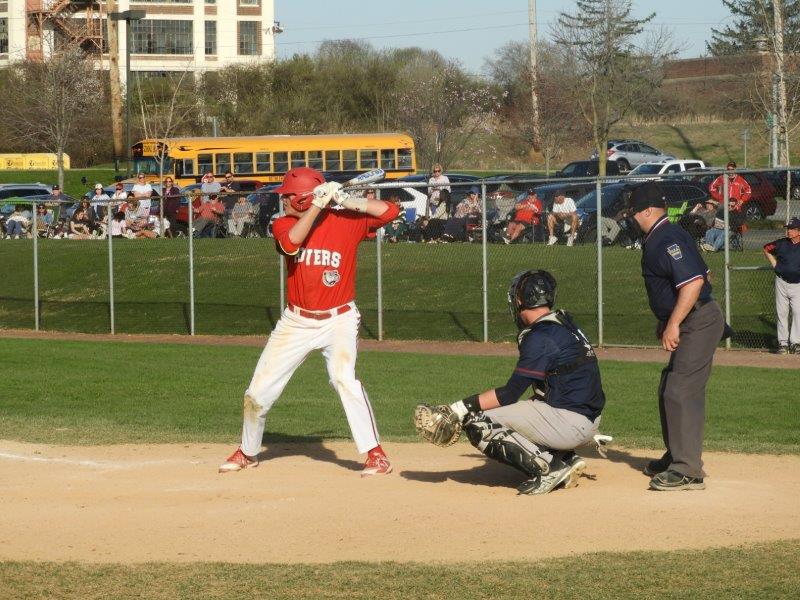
left=764, top=168, right=800, bottom=200
left=0, top=183, right=52, bottom=200
left=555, top=160, right=621, bottom=178
left=590, top=139, right=675, bottom=171
left=480, top=172, right=545, bottom=194
left=573, top=181, right=708, bottom=243
left=627, top=159, right=706, bottom=177
left=686, top=169, right=777, bottom=220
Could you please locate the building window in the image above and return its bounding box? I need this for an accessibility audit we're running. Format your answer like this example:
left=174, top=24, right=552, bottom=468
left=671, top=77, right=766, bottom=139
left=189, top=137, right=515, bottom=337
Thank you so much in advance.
left=132, top=0, right=191, bottom=3
left=342, top=150, right=357, bottom=171
left=308, top=151, right=323, bottom=170
left=239, top=0, right=259, bottom=5
left=234, top=153, right=253, bottom=174
left=205, top=0, right=216, bottom=3
left=0, top=18, right=8, bottom=54
left=359, top=150, right=378, bottom=170
left=198, top=154, right=213, bottom=174
left=380, top=149, right=396, bottom=170
left=398, top=148, right=413, bottom=169
left=273, top=152, right=288, bottom=173
left=238, top=21, right=260, bottom=56
left=215, top=153, right=231, bottom=175
left=324, top=150, right=340, bottom=171
left=205, top=21, right=216, bottom=55
left=255, top=152, right=271, bottom=172
left=131, top=20, right=193, bottom=55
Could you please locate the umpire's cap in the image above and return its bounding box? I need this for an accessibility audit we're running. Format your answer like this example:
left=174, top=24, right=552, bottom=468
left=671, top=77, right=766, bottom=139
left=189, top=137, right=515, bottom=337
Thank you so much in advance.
left=627, top=181, right=666, bottom=214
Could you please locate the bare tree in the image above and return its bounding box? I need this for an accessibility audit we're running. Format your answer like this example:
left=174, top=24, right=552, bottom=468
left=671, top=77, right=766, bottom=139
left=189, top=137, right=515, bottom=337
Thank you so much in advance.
left=0, top=45, right=102, bottom=189
left=395, top=59, right=500, bottom=172
left=553, top=0, right=675, bottom=176
left=134, top=67, right=198, bottom=235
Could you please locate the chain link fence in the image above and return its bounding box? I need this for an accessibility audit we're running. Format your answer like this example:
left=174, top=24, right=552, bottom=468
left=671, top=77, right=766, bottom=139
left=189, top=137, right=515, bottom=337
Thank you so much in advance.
left=1, top=168, right=797, bottom=350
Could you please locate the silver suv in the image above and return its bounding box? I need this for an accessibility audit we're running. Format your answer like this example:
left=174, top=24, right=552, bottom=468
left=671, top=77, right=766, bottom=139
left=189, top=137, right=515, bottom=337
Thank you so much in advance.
left=590, top=140, right=674, bottom=172
left=0, top=183, right=52, bottom=200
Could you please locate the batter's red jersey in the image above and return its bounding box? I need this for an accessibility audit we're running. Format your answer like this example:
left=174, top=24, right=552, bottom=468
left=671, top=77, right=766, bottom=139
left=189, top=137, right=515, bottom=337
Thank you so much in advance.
left=273, top=203, right=399, bottom=310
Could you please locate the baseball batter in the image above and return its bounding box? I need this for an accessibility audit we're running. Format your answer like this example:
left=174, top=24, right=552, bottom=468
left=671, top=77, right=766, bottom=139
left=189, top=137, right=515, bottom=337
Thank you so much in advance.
left=219, top=167, right=399, bottom=476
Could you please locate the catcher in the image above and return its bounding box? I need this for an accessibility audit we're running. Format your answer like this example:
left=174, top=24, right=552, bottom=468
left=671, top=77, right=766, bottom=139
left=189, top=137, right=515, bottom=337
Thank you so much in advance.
left=414, top=269, right=608, bottom=495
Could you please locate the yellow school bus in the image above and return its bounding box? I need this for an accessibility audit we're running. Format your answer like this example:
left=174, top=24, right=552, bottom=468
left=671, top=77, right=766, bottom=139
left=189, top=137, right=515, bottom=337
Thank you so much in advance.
left=131, top=133, right=416, bottom=186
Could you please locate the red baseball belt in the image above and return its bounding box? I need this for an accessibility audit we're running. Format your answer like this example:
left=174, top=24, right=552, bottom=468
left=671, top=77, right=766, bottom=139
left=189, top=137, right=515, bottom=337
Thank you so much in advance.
left=287, top=303, right=352, bottom=320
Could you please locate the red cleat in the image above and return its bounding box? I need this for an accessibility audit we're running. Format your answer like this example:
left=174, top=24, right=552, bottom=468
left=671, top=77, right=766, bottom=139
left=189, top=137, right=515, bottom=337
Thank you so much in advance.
left=219, top=447, right=258, bottom=473
left=361, top=448, right=392, bottom=477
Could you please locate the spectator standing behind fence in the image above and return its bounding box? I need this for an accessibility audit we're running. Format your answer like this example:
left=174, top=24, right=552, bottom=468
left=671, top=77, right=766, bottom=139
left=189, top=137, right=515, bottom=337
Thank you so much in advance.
left=90, top=183, right=110, bottom=219
left=504, top=189, right=543, bottom=244
left=201, top=172, right=221, bottom=202
left=427, top=164, right=451, bottom=217
left=763, top=217, right=800, bottom=354
left=194, top=193, right=225, bottom=237
left=111, top=182, right=128, bottom=206
left=547, top=190, right=579, bottom=247
left=131, top=173, right=153, bottom=216
left=162, top=177, right=182, bottom=237
left=49, top=184, right=68, bottom=204
left=228, top=195, right=253, bottom=237
left=4, top=204, right=30, bottom=238
left=709, top=162, right=751, bottom=208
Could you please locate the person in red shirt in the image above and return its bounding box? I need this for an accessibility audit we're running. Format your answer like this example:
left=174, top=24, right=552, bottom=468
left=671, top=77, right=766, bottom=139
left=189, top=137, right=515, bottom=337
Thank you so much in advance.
left=709, top=162, right=751, bottom=211
left=193, top=193, right=225, bottom=237
left=504, top=190, right=543, bottom=244
left=220, top=167, right=400, bottom=476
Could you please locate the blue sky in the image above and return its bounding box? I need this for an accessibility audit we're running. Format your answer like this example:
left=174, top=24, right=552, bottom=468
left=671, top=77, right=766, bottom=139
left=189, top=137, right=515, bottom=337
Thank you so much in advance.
left=273, top=1, right=730, bottom=74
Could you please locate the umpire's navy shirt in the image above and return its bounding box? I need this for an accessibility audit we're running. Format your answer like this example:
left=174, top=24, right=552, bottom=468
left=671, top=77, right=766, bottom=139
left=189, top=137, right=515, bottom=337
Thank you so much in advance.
left=764, top=237, right=800, bottom=283
left=641, top=216, right=713, bottom=322
left=512, top=320, right=605, bottom=422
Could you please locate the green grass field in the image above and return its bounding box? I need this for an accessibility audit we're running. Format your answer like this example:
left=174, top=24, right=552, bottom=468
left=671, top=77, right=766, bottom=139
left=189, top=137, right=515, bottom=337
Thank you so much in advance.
left=0, top=240, right=779, bottom=348
left=1, top=338, right=797, bottom=453
left=2, top=540, right=798, bottom=600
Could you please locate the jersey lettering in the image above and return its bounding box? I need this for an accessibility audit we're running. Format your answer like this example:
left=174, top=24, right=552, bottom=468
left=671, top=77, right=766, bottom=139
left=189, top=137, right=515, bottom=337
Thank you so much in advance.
left=296, top=247, right=342, bottom=268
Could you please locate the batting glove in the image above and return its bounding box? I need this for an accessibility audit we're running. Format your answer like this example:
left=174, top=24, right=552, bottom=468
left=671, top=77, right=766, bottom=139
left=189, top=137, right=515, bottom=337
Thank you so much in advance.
left=311, top=182, right=339, bottom=210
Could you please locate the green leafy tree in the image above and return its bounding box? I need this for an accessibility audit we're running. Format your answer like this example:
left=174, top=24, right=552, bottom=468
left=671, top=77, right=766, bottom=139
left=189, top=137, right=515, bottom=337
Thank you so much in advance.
left=708, top=0, right=800, bottom=56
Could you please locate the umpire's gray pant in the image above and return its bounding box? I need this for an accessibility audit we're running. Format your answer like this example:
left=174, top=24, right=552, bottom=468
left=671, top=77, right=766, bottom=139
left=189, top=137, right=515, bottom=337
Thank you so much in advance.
left=658, top=300, right=724, bottom=479
left=487, top=400, right=600, bottom=452
left=775, top=276, right=800, bottom=346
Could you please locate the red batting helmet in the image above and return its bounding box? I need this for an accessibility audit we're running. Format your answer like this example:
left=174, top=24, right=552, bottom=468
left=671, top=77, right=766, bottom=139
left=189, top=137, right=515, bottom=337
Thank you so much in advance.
left=274, top=167, right=325, bottom=212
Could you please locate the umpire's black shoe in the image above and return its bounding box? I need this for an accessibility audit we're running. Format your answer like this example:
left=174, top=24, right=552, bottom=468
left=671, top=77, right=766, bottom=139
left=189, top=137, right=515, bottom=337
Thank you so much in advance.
left=649, top=469, right=705, bottom=491
left=643, top=454, right=671, bottom=476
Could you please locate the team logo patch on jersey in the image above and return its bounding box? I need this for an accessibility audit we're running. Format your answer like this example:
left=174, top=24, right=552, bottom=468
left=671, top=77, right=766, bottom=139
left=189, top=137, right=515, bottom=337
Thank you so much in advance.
left=666, top=243, right=683, bottom=261
left=322, top=269, right=341, bottom=287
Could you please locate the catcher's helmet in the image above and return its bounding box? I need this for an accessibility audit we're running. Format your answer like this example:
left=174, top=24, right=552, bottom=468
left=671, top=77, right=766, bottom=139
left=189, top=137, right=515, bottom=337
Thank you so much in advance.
left=274, top=167, right=325, bottom=212
left=507, top=269, right=557, bottom=329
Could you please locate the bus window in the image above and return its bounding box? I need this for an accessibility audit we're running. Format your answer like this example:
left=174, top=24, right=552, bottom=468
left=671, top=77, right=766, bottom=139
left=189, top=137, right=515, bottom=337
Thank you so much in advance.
left=256, top=152, right=271, bottom=173
left=234, top=152, right=254, bottom=174
left=274, top=152, right=289, bottom=173
left=380, top=149, right=395, bottom=170
left=360, top=150, right=378, bottom=169
left=342, top=150, right=357, bottom=171
left=198, top=154, right=213, bottom=174
left=325, top=150, right=340, bottom=171
left=215, top=153, right=232, bottom=175
left=182, top=158, right=195, bottom=175
left=290, top=151, right=306, bottom=168
left=308, top=150, right=323, bottom=170
left=398, top=148, right=413, bottom=169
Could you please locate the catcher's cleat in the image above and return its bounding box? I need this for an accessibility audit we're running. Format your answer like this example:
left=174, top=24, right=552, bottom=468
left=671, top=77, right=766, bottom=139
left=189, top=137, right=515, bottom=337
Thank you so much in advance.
left=518, top=454, right=586, bottom=496
left=361, top=449, right=392, bottom=477
left=219, top=447, right=258, bottom=473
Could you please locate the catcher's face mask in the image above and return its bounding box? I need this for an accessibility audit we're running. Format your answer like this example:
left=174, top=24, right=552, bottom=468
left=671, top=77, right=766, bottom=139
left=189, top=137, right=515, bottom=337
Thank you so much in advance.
left=507, top=270, right=557, bottom=329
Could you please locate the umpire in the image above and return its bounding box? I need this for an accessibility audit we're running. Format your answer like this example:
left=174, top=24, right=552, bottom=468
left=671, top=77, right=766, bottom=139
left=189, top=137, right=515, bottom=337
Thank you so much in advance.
left=626, top=182, right=725, bottom=491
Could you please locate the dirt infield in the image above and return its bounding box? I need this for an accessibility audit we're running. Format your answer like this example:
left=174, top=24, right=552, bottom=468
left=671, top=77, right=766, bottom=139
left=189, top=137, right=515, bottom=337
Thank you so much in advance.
left=1, top=440, right=798, bottom=564
left=2, top=328, right=798, bottom=369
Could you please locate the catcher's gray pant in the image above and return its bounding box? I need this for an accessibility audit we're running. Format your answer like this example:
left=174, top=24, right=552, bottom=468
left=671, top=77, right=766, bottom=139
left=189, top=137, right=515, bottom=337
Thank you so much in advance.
left=486, top=400, right=601, bottom=466
left=240, top=303, right=380, bottom=457
left=658, top=300, right=724, bottom=479
left=775, top=276, right=800, bottom=346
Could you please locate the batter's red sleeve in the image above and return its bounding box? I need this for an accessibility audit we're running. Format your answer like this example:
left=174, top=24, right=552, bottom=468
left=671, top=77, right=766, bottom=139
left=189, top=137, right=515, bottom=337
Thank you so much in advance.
left=273, top=216, right=300, bottom=256
left=365, top=201, right=400, bottom=231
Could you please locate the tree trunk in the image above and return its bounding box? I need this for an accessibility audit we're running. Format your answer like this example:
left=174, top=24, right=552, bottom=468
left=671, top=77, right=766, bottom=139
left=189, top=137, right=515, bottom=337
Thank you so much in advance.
left=528, top=0, right=542, bottom=153
left=57, top=148, right=65, bottom=191
left=107, top=0, right=124, bottom=167
left=773, top=0, right=789, bottom=167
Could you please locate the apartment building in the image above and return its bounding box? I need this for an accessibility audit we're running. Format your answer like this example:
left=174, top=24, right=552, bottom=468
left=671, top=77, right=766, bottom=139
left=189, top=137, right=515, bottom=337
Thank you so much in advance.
left=0, top=0, right=276, bottom=82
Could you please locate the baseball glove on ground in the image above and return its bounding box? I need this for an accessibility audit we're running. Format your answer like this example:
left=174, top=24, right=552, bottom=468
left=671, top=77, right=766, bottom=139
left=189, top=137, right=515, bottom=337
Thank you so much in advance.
left=413, top=404, right=462, bottom=447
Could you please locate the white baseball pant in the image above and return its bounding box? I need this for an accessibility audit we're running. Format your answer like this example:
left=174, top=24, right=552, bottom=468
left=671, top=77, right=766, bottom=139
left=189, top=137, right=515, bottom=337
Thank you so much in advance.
left=775, top=276, right=800, bottom=346
left=240, top=302, right=380, bottom=456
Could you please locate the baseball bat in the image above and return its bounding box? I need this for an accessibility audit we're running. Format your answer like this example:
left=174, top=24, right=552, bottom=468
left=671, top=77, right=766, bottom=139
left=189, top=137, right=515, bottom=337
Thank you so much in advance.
left=342, top=168, right=385, bottom=188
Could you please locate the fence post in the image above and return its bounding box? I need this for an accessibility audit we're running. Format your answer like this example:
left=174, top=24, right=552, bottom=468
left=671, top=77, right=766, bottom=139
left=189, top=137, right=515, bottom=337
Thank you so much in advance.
left=481, top=183, right=488, bottom=343
left=376, top=188, right=384, bottom=341
left=107, top=201, right=115, bottom=334
left=32, top=201, right=39, bottom=331
left=595, top=178, right=603, bottom=346
left=188, top=194, right=195, bottom=336
left=787, top=167, right=792, bottom=224
left=723, top=174, right=731, bottom=350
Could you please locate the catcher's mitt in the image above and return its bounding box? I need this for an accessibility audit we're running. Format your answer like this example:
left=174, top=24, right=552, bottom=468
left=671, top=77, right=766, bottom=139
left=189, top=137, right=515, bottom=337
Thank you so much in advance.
left=413, top=404, right=463, bottom=447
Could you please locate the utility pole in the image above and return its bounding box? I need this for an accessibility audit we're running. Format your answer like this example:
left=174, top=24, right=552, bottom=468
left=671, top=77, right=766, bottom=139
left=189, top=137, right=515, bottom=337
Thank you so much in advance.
left=107, top=0, right=124, bottom=170
left=528, top=0, right=541, bottom=152
left=773, top=0, right=790, bottom=167
left=742, top=128, right=749, bottom=167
